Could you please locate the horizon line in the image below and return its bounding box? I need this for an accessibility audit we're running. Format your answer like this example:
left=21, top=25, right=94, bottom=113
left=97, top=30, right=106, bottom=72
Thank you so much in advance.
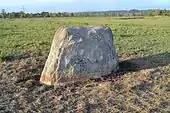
left=3, top=8, right=170, bottom=13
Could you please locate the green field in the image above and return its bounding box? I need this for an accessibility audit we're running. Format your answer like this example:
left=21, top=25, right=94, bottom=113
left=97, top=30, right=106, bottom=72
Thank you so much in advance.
left=1, top=17, right=170, bottom=60
left=0, top=17, right=170, bottom=112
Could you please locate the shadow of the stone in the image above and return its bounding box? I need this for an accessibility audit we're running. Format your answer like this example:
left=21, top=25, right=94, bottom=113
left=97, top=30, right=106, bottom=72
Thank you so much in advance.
left=116, top=52, right=170, bottom=75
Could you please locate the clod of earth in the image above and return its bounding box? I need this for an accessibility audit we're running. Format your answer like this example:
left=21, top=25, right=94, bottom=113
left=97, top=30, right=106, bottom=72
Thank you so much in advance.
left=40, top=26, right=119, bottom=85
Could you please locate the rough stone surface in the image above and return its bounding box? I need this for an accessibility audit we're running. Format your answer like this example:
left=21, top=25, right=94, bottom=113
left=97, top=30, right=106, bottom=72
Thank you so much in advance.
left=40, top=26, right=119, bottom=85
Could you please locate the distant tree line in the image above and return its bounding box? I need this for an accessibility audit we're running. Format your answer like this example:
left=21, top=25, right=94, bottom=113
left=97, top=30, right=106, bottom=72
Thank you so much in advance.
left=1, top=9, right=170, bottom=18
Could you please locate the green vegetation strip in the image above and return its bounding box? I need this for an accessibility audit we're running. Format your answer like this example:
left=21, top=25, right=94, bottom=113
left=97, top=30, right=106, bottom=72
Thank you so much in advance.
left=0, top=17, right=170, bottom=61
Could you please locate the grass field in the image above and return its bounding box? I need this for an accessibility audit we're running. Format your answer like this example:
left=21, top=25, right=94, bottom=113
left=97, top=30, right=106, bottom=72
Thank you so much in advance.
left=0, top=17, right=170, bottom=112
left=1, top=17, right=170, bottom=60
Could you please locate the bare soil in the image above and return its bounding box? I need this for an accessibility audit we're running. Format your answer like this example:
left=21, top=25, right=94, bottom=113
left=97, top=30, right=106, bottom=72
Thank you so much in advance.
left=0, top=52, right=169, bottom=113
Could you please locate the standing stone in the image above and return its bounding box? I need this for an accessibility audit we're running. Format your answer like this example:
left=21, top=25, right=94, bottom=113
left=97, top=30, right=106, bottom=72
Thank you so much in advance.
left=40, top=26, right=119, bottom=85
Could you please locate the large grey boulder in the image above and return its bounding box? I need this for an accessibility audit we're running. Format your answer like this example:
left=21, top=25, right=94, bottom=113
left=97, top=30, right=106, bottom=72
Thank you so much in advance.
left=40, top=26, right=119, bottom=85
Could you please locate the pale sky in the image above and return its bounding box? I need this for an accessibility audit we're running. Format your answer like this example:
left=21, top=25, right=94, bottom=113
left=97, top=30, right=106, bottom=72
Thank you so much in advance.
left=0, top=0, right=169, bottom=12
